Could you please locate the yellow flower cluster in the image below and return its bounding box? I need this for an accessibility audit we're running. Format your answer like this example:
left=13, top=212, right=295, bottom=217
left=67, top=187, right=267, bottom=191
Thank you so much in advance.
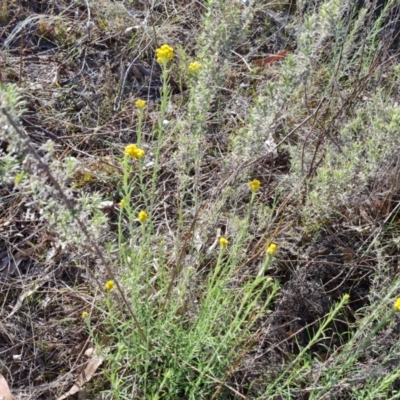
left=249, top=179, right=261, bottom=192
left=219, top=237, right=229, bottom=247
left=104, top=280, right=115, bottom=292
left=156, top=44, right=174, bottom=64
left=81, top=311, right=89, bottom=319
left=135, top=99, right=147, bottom=109
left=138, top=210, right=148, bottom=222
left=125, top=144, right=145, bottom=159
left=119, top=199, right=126, bottom=208
left=188, top=61, right=202, bottom=74
left=266, top=243, right=277, bottom=256
left=394, top=297, right=400, bottom=312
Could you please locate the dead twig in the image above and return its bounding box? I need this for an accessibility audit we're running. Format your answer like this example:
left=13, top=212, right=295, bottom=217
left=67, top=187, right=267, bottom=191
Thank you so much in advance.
left=1, top=107, right=147, bottom=343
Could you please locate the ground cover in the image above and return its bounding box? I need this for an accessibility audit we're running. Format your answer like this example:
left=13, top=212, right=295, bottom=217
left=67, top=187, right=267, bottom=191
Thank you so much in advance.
left=1, top=0, right=400, bottom=399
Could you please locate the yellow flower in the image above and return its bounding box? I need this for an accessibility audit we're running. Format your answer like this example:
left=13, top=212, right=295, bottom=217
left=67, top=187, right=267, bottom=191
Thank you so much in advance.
left=82, top=311, right=89, bottom=318
left=125, top=144, right=138, bottom=156
left=249, top=179, right=261, bottom=192
left=188, top=61, right=202, bottom=74
left=120, top=199, right=126, bottom=207
left=138, top=210, right=148, bottom=222
left=125, top=144, right=145, bottom=159
left=104, top=280, right=115, bottom=292
left=156, top=44, right=174, bottom=64
left=394, top=298, right=400, bottom=312
left=343, top=294, right=350, bottom=301
left=266, top=243, right=277, bottom=256
left=134, top=148, right=145, bottom=159
left=219, top=237, right=229, bottom=247
left=136, top=99, right=146, bottom=109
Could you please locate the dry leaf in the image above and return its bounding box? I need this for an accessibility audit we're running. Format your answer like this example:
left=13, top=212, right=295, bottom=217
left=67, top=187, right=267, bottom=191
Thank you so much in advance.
left=57, top=350, right=104, bottom=400
left=6, top=285, right=38, bottom=319
left=0, top=374, right=14, bottom=400
left=252, top=50, right=288, bottom=67
left=0, top=246, right=36, bottom=278
left=0, top=252, right=11, bottom=273
left=14, top=247, right=35, bottom=259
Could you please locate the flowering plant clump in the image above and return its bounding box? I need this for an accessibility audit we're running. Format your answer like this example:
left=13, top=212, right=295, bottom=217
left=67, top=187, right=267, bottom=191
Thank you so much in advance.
left=125, top=144, right=145, bottom=159
left=104, top=280, right=115, bottom=292
left=156, top=44, right=174, bottom=64
left=188, top=61, right=202, bottom=75
left=135, top=99, right=147, bottom=109
left=394, top=298, right=400, bottom=312
left=249, top=179, right=261, bottom=192
left=138, top=210, right=148, bottom=222
left=266, top=243, right=277, bottom=256
left=219, top=237, right=229, bottom=247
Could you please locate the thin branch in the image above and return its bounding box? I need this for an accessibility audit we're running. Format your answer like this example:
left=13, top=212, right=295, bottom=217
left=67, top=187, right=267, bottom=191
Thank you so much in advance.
left=1, top=107, right=147, bottom=342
